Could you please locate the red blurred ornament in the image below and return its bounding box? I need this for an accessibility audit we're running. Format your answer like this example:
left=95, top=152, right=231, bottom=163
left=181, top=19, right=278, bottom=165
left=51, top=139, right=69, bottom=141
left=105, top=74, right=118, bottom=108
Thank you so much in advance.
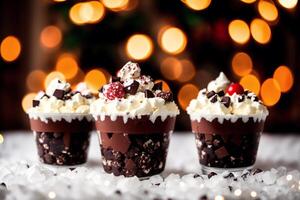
left=226, top=83, right=244, bottom=95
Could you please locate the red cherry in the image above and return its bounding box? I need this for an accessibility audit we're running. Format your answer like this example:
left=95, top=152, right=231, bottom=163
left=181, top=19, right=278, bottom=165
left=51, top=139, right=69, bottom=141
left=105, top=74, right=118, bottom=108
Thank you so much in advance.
left=104, top=82, right=125, bottom=100
left=226, top=83, right=244, bottom=95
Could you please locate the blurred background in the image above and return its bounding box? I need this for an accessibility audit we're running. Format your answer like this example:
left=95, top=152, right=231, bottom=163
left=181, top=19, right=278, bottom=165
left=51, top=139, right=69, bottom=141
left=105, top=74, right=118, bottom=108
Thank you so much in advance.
left=0, top=0, right=299, bottom=133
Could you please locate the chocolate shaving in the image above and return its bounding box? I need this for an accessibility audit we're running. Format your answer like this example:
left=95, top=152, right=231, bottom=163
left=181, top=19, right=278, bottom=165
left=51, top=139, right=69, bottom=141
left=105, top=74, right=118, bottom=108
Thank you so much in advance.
left=124, top=80, right=139, bottom=95
left=221, top=96, right=231, bottom=108
left=145, top=90, right=155, bottom=98
left=152, top=82, right=163, bottom=91
left=53, top=89, right=65, bottom=100
left=111, top=76, right=121, bottom=83
left=156, top=91, right=173, bottom=103
left=206, top=91, right=216, bottom=98
left=32, top=100, right=40, bottom=107
left=217, top=91, right=225, bottom=97
left=210, top=95, right=218, bottom=103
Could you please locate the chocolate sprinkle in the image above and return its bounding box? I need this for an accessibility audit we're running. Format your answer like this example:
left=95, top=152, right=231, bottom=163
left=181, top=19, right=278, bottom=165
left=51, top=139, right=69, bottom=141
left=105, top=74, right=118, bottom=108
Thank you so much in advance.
left=145, top=90, right=155, bottom=98
left=111, top=76, right=121, bottom=83
left=53, top=89, right=65, bottom=100
left=210, top=95, right=218, bottom=103
left=221, top=96, right=231, bottom=108
left=206, top=91, right=216, bottom=98
left=32, top=100, right=40, bottom=107
left=157, top=91, right=173, bottom=102
left=124, top=80, right=139, bottom=95
left=152, top=82, right=163, bottom=91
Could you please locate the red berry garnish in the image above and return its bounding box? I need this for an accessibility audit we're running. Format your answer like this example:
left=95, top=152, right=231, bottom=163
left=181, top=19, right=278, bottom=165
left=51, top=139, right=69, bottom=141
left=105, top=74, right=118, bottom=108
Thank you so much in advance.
left=104, top=82, right=125, bottom=100
left=226, top=83, right=244, bottom=95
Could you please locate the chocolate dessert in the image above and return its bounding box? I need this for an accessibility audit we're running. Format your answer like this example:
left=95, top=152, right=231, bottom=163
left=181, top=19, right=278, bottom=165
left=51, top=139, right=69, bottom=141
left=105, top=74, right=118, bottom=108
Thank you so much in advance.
left=91, top=61, right=179, bottom=177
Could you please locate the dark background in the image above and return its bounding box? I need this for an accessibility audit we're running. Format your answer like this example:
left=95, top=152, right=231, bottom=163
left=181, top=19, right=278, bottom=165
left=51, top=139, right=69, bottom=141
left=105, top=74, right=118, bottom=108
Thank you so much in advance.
left=0, top=0, right=299, bottom=132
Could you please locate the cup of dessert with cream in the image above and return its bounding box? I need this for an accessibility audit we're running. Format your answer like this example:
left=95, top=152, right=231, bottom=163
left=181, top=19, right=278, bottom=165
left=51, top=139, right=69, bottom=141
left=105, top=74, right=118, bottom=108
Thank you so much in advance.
left=187, top=72, right=268, bottom=174
left=91, top=61, right=179, bottom=177
left=27, top=79, right=94, bottom=166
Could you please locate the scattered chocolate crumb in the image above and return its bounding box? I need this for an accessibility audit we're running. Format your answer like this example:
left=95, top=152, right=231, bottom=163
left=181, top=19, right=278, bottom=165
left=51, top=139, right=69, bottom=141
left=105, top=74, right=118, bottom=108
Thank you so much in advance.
left=145, top=90, right=155, bottom=98
left=152, top=82, right=163, bottom=91
left=210, top=95, right=218, bottom=103
left=221, top=96, right=231, bottom=108
left=124, top=80, right=139, bottom=95
left=208, top=172, right=217, bottom=179
left=206, top=91, right=216, bottom=98
left=111, top=76, right=121, bottom=82
left=217, top=91, right=225, bottom=97
left=32, top=100, right=40, bottom=107
left=53, top=89, right=65, bottom=100
left=157, top=91, right=173, bottom=103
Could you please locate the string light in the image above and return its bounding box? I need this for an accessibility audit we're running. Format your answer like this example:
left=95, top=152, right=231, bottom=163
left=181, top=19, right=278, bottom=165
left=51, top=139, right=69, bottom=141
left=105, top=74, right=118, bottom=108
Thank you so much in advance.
left=240, top=74, right=260, bottom=95
left=231, top=52, right=253, bottom=76
left=250, top=18, right=271, bottom=44
left=22, top=93, right=37, bottom=112
left=261, top=78, right=281, bottom=106
left=228, top=19, right=250, bottom=44
left=182, top=0, right=212, bottom=11
left=126, top=34, right=153, bottom=60
left=234, top=189, right=242, bottom=196
left=178, top=84, right=198, bottom=110
left=278, top=0, right=298, bottom=9
left=158, top=26, right=187, bottom=54
left=55, top=53, right=79, bottom=80
left=0, top=36, right=21, bottom=62
left=40, top=26, right=62, bottom=48
left=0, top=134, right=4, bottom=144
left=250, top=191, right=257, bottom=198
left=48, top=191, right=56, bottom=199
left=273, top=65, right=294, bottom=93
left=26, top=70, right=47, bottom=92
left=84, top=69, right=107, bottom=93
left=102, top=0, right=129, bottom=11
left=160, top=57, right=182, bottom=80
left=258, top=0, right=279, bottom=22
left=44, top=71, right=65, bottom=88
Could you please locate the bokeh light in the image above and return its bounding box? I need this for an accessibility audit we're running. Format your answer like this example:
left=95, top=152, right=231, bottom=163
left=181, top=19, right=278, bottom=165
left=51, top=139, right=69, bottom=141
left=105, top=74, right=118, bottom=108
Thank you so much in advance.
left=182, top=0, right=212, bottom=11
left=154, top=80, right=170, bottom=91
left=22, top=93, right=37, bottom=112
left=273, top=65, right=294, bottom=92
left=84, top=69, right=107, bottom=93
left=258, top=0, right=278, bottom=22
left=231, top=52, right=253, bottom=76
left=228, top=19, right=250, bottom=44
left=158, top=26, right=187, bottom=54
left=0, top=36, right=21, bottom=62
left=44, top=71, right=65, bottom=88
left=40, top=25, right=62, bottom=48
left=240, top=74, right=260, bottom=95
left=240, top=0, right=256, bottom=3
left=160, top=57, right=182, bottom=80
left=0, top=133, right=4, bottom=144
left=26, top=70, right=47, bottom=92
left=261, top=78, right=281, bottom=106
left=178, top=84, right=199, bottom=110
left=55, top=53, right=79, bottom=80
left=178, top=59, right=196, bottom=82
left=102, top=0, right=129, bottom=11
left=69, top=2, right=105, bottom=25
left=250, top=18, right=271, bottom=44
left=126, top=34, right=153, bottom=60
left=278, top=0, right=298, bottom=9
left=89, top=1, right=106, bottom=23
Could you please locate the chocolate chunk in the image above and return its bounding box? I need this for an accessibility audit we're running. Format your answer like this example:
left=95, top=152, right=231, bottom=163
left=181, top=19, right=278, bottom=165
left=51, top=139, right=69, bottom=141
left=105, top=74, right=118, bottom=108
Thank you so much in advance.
left=153, top=82, right=163, bottom=91
left=215, top=146, right=229, bottom=159
left=238, top=95, right=245, bottom=103
left=145, top=90, right=155, bottom=98
left=99, top=86, right=104, bottom=93
left=157, top=91, right=173, bottom=102
left=208, top=172, right=217, bottom=179
left=32, top=100, right=40, bottom=107
left=253, top=96, right=259, bottom=102
left=244, top=90, right=249, bottom=95
left=210, top=95, right=218, bottom=103
left=206, top=91, right=216, bottom=98
left=53, top=89, right=65, bottom=99
left=217, top=91, right=225, bottom=97
left=124, top=80, right=139, bottom=95
left=111, top=76, right=121, bottom=82
left=221, top=96, right=231, bottom=108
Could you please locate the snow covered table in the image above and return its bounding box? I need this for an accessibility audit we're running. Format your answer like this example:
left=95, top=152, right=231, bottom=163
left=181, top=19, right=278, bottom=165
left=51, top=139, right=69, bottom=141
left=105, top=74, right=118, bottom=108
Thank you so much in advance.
left=1, top=132, right=300, bottom=200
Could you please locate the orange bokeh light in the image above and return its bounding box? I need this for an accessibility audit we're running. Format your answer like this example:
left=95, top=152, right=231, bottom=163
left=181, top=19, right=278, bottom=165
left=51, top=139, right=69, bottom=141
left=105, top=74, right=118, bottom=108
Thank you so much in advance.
left=240, top=74, right=260, bottom=95
left=278, top=0, right=298, bottom=9
left=55, top=53, right=79, bottom=80
left=250, top=18, right=271, bottom=44
left=178, top=84, right=199, bottom=110
left=26, top=70, right=47, bottom=92
left=273, top=65, right=294, bottom=92
left=154, top=80, right=170, bottom=91
left=231, top=52, right=253, bottom=77
left=158, top=26, right=187, bottom=54
left=240, top=0, right=256, bottom=3
left=178, top=59, right=196, bottom=82
left=160, top=57, right=182, bottom=80
left=228, top=19, right=250, bottom=45
left=84, top=69, right=107, bottom=93
left=40, top=25, right=62, bottom=48
left=258, top=0, right=278, bottom=22
left=22, top=93, right=37, bottom=112
left=102, top=0, right=129, bottom=11
left=261, top=78, right=281, bottom=106
left=0, top=36, right=21, bottom=62
left=182, top=0, right=212, bottom=11
left=44, top=71, right=66, bottom=88
left=126, top=34, right=153, bottom=60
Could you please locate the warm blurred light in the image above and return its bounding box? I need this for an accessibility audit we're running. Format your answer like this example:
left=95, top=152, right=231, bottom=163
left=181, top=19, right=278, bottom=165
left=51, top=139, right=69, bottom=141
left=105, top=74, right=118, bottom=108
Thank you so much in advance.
left=84, top=69, right=107, bottom=93
left=69, top=2, right=105, bottom=25
left=273, top=65, right=294, bottom=92
left=240, top=74, right=260, bottom=95
left=45, top=71, right=65, bottom=88
left=79, top=2, right=94, bottom=22
left=102, top=0, right=129, bottom=11
left=69, top=3, right=85, bottom=25
left=278, top=0, right=298, bottom=9
left=70, top=69, right=85, bottom=89
left=258, top=0, right=278, bottom=22
left=89, top=1, right=106, bottom=23
left=178, top=59, right=196, bottom=82
left=55, top=53, right=79, bottom=80
left=182, top=0, right=212, bottom=11
left=0, top=134, right=4, bottom=144
left=53, top=0, right=66, bottom=2
left=126, top=34, right=153, bottom=60
left=154, top=80, right=170, bottom=91
left=240, top=0, right=256, bottom=3
left=231, top=52, right=253, bottom=76
left=228, top=20, right=250, bottom=44
left=178, top=84, right=199, bottom=110
left=22, top=93, right=37, bottom=112
left=250, top=18, right=271, bottom=44
left=160, top=57, right=182, bottom=80
left=261, top=78, right=281, bottom=106
left=158, top=26, right=187, bottom=54
left=0, top=36, right=21, bottom=62
left=26, top=70, right=47, bottom=92
left=40, top=25, right=62, bottom=48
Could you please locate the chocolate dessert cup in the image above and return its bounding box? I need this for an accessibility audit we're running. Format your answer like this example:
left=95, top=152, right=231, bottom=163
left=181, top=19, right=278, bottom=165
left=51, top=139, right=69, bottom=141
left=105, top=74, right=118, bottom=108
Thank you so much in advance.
left=191, top=117, right=265, bottom=174
left=29, top=115, right=93, bottom=166
left=95, top=116, right=176, bottom=178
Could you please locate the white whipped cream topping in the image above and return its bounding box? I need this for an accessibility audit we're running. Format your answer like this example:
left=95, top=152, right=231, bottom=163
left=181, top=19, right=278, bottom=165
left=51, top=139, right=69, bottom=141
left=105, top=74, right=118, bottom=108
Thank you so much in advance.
left=46, top=78, right=71, bottom=96
left=187, top=72, right=269, bottom=123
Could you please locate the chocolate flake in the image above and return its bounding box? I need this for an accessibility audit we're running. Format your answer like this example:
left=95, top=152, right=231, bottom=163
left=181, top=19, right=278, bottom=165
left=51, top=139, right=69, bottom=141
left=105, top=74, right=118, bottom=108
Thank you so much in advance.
left=53, top=89, right=65, bottom=100
left=157, top=91, right=173, bottom=103
left=208, top=172, right=217, bottom=179
left=206, top=91, right=216, bottom=98
left=99, top=86, right=104, bottom=93
left=251, top=168, right=263, bottom=175
left=32, top=100, right=40, bottom=107
left=145, top=90, right=155, bottom=98
left=221, top=96, right=231, bottom=108
left=152, top=82, right=163, bottom=91
left=111, top=76, right=121, bottom=82
left=210, top=95, right=218, bottom=103
left=124, top=80, right=139, bottom=95
left=217, top=90, right=225, bottom=97
left=224, top=172, right=234, bottom=179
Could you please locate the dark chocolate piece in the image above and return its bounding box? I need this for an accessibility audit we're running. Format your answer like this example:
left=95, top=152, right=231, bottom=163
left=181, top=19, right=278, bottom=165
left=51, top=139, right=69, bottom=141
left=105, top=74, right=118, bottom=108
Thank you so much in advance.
left=152, top=82, right=163, bottom=91
left=208, top=172, right=217, bottom=179
left=32, top=100, right=40, bottom=107
left=99, top=86, right=104, bottom=93
left=217, top=91, right=225, bottom=97
left=111, top=76, right=121, bottom=83
left=210, top=95, right=218, bottom=103
left=221, top=96, right=231, bottom=108
left=206, top=91, right=216, bottom=99
left=124, top=80, right=139, bottom=95
left=53, top=89, right=65, bottom=100
left=224, top=172, right=234, bottom=179
left=238, top=95, right=245, bottom=103
left=253, top=96, right=259, bottom=102
left=251, top=168, right=263, bottom=175
left=157, top=91, right=173, bottom=103
left=145, top=90, right=155, bottom=98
